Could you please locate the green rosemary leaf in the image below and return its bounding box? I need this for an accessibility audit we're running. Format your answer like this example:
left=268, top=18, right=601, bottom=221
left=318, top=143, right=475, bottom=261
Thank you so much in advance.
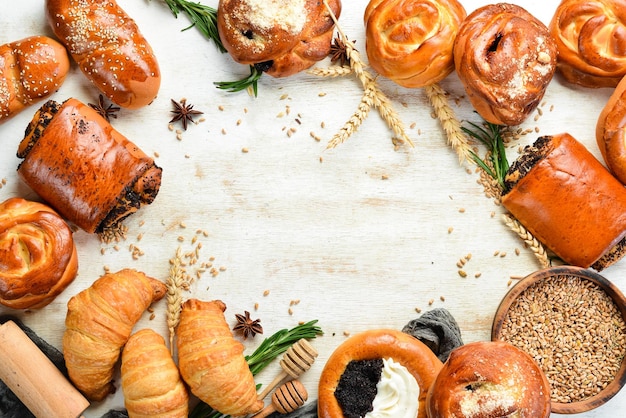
left=214, top=65, right=264, bottom=96
left=462, top=120, right=509, bottom=189
left=188, top=320, right=323, bottom=418
left=161, top=0, right=226, bottom=53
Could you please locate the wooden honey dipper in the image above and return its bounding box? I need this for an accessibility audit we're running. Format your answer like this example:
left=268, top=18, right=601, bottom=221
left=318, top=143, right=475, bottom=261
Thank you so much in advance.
left=257, top=338, right=318, bottom=400
left=252, top=380, right=308, bottom=418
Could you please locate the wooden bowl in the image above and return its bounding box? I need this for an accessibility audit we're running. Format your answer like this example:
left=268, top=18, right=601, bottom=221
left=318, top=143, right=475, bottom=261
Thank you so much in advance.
left=491, top=266, right=626, bottom=414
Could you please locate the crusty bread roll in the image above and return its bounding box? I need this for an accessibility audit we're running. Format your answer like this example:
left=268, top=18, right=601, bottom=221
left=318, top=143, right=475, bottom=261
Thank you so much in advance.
left=426, top=341, right=551, bottom=418
left=0, top=197, right=78, bottom=309
left=502, top=133, right=626, bottom=270
left=597, top=74, right=626, bottom=184
left=217, top=0, right=341, bottom=77
left=0, top=35, right=69, bottom=122
left=318, top=329, right=443, bottom=418
left=45, top=0, right=161, bottom=108
left=453, top=3, right=557, bottom=126
left=16, top=98, right=162, bottom=234
left=364, top=0, right=466, bottom=88
left=549, top=0, right=626, bottom=88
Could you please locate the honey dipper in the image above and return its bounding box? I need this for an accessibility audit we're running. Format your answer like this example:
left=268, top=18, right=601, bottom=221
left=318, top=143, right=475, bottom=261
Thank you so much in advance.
left=257, top=338, right=318, bottom=400
left=252, top=380, right=309, bottom=418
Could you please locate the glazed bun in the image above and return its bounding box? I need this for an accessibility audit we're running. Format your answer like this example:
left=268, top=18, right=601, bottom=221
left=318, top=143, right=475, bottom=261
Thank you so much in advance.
left=597, top=74, right=626, bottom=184
left=550, top=0, right=626, bottom=88
left=217, top=0, right=341, bottom=78
left=426, top=341, right=551, bottom=418
left=364, top=0, right=466, bottom=88
left=318, top=329, right=443, bottom=418
left=0, top=197, right=78, bottom=309
left=453, top=3, right=557, bottom=126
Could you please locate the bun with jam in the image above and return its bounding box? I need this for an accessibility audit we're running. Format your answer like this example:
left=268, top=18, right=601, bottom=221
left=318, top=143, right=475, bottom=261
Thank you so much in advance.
left=318, top=329, right=443, bottom=418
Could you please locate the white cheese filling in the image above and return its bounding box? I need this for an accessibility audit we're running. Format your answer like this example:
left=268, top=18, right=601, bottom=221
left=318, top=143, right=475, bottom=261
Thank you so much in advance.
left=364, top=358, right=420, bottom=418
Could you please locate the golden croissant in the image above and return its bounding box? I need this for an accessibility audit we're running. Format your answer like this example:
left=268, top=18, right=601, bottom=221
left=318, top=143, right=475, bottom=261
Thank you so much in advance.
left=121, top=329, right=189, bottom=417
left=177, top=299, right=264, bottom=416
left=63, top=269, right=167, bottom=401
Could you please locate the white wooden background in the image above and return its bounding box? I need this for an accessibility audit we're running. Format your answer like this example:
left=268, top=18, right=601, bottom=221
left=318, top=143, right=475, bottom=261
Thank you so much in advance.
left=0, top=0, right=624, bottom=416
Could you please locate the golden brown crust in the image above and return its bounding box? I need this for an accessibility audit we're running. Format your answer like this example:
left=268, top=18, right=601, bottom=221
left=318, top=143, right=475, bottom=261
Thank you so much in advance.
left=549, top=0, right=626, bottom=88
left=502, top=133, right=626, bottom=269
left=426, top=341, right=551, bottom=418
left=0, top=197, right=78, bottom=309
left=17, top=98, right=162, bottom=234
left=364, top=0, right=466, bottom=88
left=597, top=73, right=626, bottom=184
left=121, top=329, right=189, bottom=418
left=45, top=0, right=160, bottom=108
left=176, top=299, right=263, bottom=416
left=0, top=35, right=69, bottom=122
left=453, top=3, right=557, bottom=126
left=217, top=0, right=341, bottom=77
left=63, top=269, right=167, bottom=401
left=318, top=329, right=443, bottom=418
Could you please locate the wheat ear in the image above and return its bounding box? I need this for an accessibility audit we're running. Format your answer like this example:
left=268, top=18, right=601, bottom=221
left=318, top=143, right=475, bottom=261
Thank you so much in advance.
left=166, top=246, right=185, bottom=356
left=327, top=79, right=376, bottom=149
left=502, top=214, right=550, bottom=268
left=425, top=83, right=473, bottom=164
left=308, top=65, right=353, bottom=77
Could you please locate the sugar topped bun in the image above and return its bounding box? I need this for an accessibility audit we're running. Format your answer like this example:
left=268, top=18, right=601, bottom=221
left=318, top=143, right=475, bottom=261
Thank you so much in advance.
left=217, top=0, right=341, bottom=77
left=550, top=0, right=626, bottom=88
left=426, top=341, right=551, bottom=418
left=453, top=3, right=557, bottom=126
left=364, top=0, right=466, bottom=88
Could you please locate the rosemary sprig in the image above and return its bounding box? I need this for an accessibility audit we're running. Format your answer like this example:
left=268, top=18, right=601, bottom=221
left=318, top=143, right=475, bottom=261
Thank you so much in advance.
left=161, top=0, right=225, bottom=52
left=462, top=121, right=509, bottom=189
left=213, top=65, right=264, bottom=97
left=189, top=320, right=323, bottom=418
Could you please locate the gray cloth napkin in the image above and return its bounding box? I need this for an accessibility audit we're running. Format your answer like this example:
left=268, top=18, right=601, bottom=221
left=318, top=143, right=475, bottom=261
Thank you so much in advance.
left=402, top=307, right=464, bottom=362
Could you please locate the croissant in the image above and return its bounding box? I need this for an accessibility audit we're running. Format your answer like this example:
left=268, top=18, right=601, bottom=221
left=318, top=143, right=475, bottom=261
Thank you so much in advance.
left=0, top=197, right=78, bottom=309
left=63, top=269, right=167, bottom=401
left=17, top=98, right=162, bottom=233
left=364, top=0, right=467, bottom=88
left=121, top=329, right=189, bottom=417
left=549, top=0, right=626, bottom=88
left=453, top=3, right=558, bottom=126
left=177, top=299, right=264, bottom=416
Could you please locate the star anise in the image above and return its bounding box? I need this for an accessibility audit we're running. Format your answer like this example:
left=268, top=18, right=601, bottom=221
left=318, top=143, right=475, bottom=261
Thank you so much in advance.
left=88, top=94, right=120, bottom=122
left=329, top=35, right=354, bottom=67
left=170, top=98, right=204, bottom=130
left=233, top=311, right=263, bottom=339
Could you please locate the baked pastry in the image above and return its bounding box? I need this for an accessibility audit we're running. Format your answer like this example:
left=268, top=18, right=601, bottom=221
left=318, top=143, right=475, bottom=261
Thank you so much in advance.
left=426, top=341, right=551, bottom=417
left=364, top=0, right=466, bottom=88
left=63, top=269, right=167, bottom=401
left=502, top=133, right=626, bottom=270
left=597, top=73, right=626, bottom=183
left=0, top=197, right=78, bottom=309
left=17, top=98, right=162, bottom=234
left=0, top=35, right=70, bottom=122
left=453, top=3, right=558, bottom=126
left=45, top=0, right=161, bottom=108
left=121, top=329, right=189, bottom=417
left=217, top=0, right=342, bottom=77
left=176, top=299, right=264, bottom=416
left=318, top=329, right=443, bottom=418
left=549, top=0, right=626, bottom=88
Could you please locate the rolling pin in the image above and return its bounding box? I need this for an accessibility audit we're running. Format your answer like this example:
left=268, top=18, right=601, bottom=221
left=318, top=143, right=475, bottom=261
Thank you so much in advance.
left=0, top=320, right=89, bottom=418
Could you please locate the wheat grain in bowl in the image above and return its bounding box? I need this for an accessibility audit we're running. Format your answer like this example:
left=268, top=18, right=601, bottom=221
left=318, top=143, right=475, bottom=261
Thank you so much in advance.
left=492, top=266, right=626, bottom=414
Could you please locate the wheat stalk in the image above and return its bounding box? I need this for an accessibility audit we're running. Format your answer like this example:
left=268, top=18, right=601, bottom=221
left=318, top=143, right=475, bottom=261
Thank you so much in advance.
left=327, top=79, right=375, bottom=149
left=502, top=214, right=550, bottom=268
left=166, top=246, right=185, bottom=356
left=308, top=65, right=353, bottom=77
left=425, top=83, right=473, bottom=164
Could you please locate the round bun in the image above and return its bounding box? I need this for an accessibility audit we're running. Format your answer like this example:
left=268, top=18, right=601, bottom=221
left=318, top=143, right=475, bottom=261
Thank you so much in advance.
left=364, top=0, right=466, bottom=88
left=318, top=329, right=443, bottom=418
left=426, top=341, right=551, bottom=418
left=0, top=197, right=78, bottom=309
left=597, top=73, right=626, bottom=184
left=217, top=0, right=341, bottom=78
left=453, top=3, right=557, bottom=126
left=549, top=0, right=626, bottom=88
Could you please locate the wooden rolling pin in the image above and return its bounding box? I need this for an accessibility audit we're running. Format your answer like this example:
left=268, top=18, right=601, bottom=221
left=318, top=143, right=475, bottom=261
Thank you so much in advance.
left=0, top=320, right=90, bottom=418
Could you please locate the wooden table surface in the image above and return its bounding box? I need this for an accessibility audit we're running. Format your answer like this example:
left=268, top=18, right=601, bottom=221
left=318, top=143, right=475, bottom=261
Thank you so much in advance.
left=1, top=0, right=624, bottom=416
